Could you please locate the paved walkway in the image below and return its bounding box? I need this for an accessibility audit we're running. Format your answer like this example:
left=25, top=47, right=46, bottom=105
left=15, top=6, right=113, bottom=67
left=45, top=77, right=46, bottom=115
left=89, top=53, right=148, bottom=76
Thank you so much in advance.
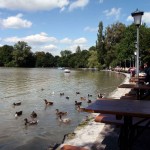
left=56, top=73, right=150, bottom=150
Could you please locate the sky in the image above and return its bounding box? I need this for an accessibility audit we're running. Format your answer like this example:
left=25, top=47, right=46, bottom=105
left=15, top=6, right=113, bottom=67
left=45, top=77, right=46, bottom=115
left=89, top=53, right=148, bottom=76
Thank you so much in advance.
left=0, top=0, right=150, bottom=56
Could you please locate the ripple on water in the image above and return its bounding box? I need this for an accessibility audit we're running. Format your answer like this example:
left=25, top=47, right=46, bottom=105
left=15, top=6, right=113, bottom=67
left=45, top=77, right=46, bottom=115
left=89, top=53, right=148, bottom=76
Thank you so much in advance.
left=0, top=68, right=125, bottom=150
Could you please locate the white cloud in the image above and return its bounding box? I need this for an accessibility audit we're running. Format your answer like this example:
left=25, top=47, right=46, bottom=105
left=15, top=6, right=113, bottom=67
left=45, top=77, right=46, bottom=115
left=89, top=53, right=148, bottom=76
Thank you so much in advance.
left=0, top=0, right=69, bottom=11
left=44, top=44, right=57, bottom=50
left=0, top=13, right=32, bottom=29
left=2, top=33, right=88, bottom=56
left=73, top=37, right=87, bottom=44
left=84, top=26, right=98, bottom=32
left=4, top=32, right=58, bottom=45
left=60, top=38, right=72, bottom=44
left=127, top=12, right=150, bottom=25
left=42, top=44, right=58, bottom=54
left=68, top=0, right=89, bottom=11
left=31, top=44, right=59, bottom=56
left=126, top=16, right=132, bottom=22
left=68, top=44, right=88, bottom=53
left=103, top=8, right=121, bottom=20
left=24, top=33, right=58, bottom=45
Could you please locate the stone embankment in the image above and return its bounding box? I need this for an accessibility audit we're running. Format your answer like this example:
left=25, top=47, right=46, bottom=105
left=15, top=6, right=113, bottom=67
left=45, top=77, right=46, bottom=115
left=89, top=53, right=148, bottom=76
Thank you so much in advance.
left=55, top=73, right=131, bottom=150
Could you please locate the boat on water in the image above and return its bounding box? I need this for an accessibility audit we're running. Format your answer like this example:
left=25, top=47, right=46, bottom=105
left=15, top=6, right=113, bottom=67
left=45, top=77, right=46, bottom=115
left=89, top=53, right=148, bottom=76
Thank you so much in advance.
left=58, top=67, right=64, bottom=70
left=64, top=69, right=71, bottom=73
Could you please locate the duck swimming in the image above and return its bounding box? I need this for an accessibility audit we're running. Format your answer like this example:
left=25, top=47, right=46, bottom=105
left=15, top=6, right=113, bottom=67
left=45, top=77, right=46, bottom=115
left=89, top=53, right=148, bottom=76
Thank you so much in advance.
left=88, top=94, right=92, bottom=97
left=76, top=106, right=85, bottom=112
left=44, top=99, right=53, bottom=105
left=13, top=102, right=21, bottom=106
left=58, top=114, right=71, bottom=123
left=76, top=92, right=80, bottom=95
left=60, top=92, right=64, bottom=96
left=56, top=109, right=67, bottom=116
left=97, top=93, right=104, bottom=98
left=15, top=111, right=23, bottom=118
left=66, top=96, right=69, bottom=99
left=30, top=111, right=37, bottom=118
left=80, top=97, right=86, bottom=100
left=24, top=118, right=39, bottom=125
left=87, top=99, right=92, bottom=104
left=75, top=101, right=82, bottom=106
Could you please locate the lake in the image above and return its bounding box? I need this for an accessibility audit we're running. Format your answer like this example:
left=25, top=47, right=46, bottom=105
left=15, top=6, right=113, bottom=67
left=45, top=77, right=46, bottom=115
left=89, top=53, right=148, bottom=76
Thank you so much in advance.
left=0, top=68, right=125, bottom=150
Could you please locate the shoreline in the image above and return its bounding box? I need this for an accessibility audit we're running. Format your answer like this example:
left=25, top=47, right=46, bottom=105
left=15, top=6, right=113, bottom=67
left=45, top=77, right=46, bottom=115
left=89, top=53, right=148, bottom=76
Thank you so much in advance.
left=56, top=72, right=131, bottom=150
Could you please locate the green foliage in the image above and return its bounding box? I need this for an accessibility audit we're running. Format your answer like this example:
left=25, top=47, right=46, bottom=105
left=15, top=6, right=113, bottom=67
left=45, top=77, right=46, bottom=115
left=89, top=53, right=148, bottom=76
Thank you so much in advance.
left=12, top=41, right=34, bottom=67
left=0, top=45, right=14, bottom=66
left=87, top=50, right=100, bottom=68
left=1, top=21, right=150, bottom=69
left=35, top=51, right=54, bottom=67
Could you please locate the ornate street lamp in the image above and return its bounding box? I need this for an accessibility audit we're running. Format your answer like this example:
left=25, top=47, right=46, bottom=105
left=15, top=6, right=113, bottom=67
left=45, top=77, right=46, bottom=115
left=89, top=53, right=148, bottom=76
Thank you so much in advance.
left=131, top=9, right=144, bottom=83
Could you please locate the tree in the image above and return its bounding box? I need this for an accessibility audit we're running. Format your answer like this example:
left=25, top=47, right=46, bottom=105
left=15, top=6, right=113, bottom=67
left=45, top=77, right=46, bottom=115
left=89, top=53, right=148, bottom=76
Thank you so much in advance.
left=0, top=45, right=14, bottom=66
left=12, top=41, right=32, bottom=67
left=60, top=50, right=72, bottom=67
left=35, top=51, right=54, bottom=67
left=60, top=50, right=72, bottom=57
left=87, top=50, right=100, bottom=68
left=96, top=21, right=105, bottom=65
left=104, top=22, right=126, bottom=67
left=76, top=46, right=81, bottom=53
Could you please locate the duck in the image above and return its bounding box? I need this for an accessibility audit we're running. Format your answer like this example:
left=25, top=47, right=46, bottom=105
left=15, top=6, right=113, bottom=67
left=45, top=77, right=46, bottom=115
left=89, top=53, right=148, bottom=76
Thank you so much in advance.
left=24, top=118, right=39, bottom=125
left=60, top=92, right=64, bottom=96
left=15, top=111, right=23, bottom=117
left=87, top=99, right=92, bottom=104
left=41, top=88, right=44, bottom=91
left=80, top=97, right=86, bottom=100
left=75, top=101, right=82, bottom=106
left=30, top=111, right=37, bottom=118
left=88, top=94, right=92, bottom=97
left=56, top=109, right=67, bottom=116
left=76, top=92, right=80, bottom=94
left=66, top=96, right=69, bottom=99
left=13, top=102, right=21, bottom=106
left=44, top=99, right=53, bottom=105
left=97, top=93, right=104, bottom=98
left=58, top=114, right=71, bottom=123
left=76, top=106, right=85, bottom=112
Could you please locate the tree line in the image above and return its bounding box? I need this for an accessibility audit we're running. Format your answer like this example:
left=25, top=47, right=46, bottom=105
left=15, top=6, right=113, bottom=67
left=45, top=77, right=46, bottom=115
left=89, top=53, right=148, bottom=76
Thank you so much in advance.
left=0, top=21, right=150, bottom=69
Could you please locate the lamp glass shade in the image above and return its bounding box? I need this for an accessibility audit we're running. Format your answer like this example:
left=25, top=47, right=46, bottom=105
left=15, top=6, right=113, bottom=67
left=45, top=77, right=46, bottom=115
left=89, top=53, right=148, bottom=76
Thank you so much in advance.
left=133, top=15, right=142, bottom=25
left=134, top=51, right=137, bottom=56
left=131, top=9, right=144, bottom=26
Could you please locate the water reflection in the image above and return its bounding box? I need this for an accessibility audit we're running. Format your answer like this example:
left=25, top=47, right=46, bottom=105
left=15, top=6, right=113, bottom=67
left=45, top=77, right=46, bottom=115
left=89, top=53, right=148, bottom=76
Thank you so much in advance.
left=0, top=68, right=125, bottom=150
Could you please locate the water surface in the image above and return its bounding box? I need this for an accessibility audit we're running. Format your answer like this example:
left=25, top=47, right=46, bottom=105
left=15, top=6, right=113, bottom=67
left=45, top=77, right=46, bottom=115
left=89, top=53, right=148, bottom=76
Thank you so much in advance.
left=0, top=68, right=125, bottom=150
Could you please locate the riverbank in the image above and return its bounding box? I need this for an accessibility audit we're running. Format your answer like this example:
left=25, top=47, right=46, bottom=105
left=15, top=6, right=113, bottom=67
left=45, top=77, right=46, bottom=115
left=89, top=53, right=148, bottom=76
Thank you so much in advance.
left=55, top=73, right=131, bottom=150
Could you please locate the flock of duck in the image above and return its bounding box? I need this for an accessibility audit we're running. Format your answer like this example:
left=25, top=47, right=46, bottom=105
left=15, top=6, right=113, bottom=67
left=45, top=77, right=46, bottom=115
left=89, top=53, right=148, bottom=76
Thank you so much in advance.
left=13, top=92, right=104, bottom=126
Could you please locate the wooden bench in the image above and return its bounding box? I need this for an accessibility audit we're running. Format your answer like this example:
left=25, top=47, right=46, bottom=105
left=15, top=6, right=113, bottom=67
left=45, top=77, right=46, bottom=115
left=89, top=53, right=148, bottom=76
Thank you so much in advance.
left=95, top=113, right=150, bottom=127
left=120, top=95, right=137, bottom=100
left=125, top=92, right=136, bottom=96
left=95, top=114, right=123, bottom=125
left=60, top=145, right=88, bottom=150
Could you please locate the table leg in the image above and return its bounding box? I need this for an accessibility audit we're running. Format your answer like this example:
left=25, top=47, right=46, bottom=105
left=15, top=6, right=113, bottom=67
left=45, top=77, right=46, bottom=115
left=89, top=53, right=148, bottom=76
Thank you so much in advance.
left=118, top=116, right=133, bottom=150
left=136, top=89, right=140, bottom=100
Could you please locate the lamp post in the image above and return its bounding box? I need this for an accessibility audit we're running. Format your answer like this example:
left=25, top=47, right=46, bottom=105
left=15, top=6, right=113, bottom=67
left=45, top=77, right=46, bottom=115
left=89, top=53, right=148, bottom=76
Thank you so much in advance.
left=131, top=9, right=144, bottom=83
left=134, top=51, right=137, bottom=69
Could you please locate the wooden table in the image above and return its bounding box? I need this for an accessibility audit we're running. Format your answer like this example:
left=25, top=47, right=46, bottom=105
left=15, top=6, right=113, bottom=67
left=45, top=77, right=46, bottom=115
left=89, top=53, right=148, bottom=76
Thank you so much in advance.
left=130, top=76, right=146, bottom=84
left=118, top=84, right=150, bottom=100
left=84, top=99, right=150, bottom=150
left=118, top=84, right=136, bottom=89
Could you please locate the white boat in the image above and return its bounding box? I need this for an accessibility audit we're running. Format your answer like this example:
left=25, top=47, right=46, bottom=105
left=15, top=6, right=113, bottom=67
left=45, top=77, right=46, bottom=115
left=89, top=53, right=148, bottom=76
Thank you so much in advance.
left=64, top=69, right=71, bottom=73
